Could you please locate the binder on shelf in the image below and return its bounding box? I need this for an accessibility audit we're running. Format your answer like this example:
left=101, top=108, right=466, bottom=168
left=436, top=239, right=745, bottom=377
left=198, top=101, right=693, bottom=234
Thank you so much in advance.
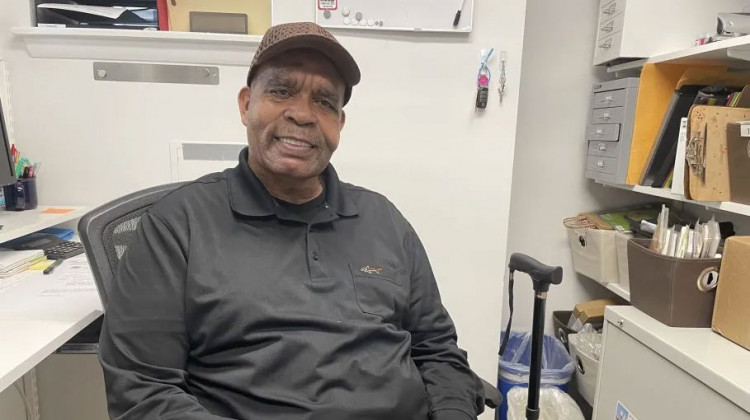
left=157, top=0, right=169, bottom=30
left=640, top=85, right=702, bottom=187
left=627, top=63, right=694, bottom=185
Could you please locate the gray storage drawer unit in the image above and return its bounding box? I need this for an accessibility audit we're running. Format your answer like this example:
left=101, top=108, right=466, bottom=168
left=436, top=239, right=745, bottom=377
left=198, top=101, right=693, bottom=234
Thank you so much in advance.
left=585, top=77, right=639, bottom=184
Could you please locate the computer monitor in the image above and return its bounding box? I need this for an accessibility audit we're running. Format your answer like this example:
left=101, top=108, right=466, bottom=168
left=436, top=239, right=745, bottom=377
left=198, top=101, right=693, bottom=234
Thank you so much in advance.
left=0, top=98, right=17, bottom=186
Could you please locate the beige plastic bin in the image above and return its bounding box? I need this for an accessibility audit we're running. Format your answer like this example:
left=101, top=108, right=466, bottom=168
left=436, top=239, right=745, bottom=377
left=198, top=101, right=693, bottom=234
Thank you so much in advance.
left=615, top=231, right=633, bottom=289
left=568, top=333, right=599, bottom=406
left=566, top=227, right=618, bottom=284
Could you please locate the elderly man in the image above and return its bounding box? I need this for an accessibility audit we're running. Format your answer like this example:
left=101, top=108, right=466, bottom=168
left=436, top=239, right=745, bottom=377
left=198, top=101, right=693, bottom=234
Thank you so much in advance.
left=99, top=22, right=481, bottom=420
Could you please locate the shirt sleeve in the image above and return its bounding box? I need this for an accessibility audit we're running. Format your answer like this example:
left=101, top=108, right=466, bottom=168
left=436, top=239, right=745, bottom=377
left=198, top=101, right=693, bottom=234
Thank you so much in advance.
left=403, top=226, right=482, bottom=420
left=98, top=211, right=232, bottom=420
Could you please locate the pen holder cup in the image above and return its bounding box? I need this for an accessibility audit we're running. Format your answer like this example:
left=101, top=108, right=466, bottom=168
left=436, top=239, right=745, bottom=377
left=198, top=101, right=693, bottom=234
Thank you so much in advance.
left=627, top=238, right=720, bottom=327
left=3, top=178, right=38, bottom=211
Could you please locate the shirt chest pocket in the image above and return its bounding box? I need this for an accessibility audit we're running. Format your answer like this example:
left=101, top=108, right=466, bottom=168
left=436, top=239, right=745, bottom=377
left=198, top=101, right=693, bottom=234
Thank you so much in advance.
left=348, top=264, right=408, bottom=322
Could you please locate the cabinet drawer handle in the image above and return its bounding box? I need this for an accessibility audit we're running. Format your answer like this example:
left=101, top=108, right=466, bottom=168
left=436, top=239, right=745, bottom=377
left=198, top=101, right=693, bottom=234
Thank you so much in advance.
left=599, top=40, right=613, bottom=49
left=598, top=143, right=607, bottom=152
left=595, top=128, right=604, bottom=135
left=603, top=5, right=616, bottom=15
left=602, top=22, right=614, bottom=32
left=600, top=111, right=611, bottom=120
left=596, top=161, right=606, bottom=168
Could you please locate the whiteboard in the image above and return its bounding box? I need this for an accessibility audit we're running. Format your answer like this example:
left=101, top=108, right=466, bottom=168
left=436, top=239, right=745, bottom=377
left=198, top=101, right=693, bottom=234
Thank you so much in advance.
left=315, top=0, right=474, bottom=33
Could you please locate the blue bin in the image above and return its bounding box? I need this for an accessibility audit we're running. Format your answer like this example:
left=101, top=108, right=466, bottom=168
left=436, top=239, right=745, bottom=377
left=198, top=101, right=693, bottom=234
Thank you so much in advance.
left=496, top=331, right=575, bottom=420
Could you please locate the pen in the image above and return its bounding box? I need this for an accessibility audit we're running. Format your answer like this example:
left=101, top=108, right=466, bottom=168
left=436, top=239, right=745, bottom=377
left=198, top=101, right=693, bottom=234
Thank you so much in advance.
left=43, top=259, right=64, bottom=275
left=453, top=0, right=466, bottom=26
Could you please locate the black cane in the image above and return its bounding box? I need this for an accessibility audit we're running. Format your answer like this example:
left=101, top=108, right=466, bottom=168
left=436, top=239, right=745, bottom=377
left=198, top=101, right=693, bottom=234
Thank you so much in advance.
left=507, top=253, right=563, bottom=420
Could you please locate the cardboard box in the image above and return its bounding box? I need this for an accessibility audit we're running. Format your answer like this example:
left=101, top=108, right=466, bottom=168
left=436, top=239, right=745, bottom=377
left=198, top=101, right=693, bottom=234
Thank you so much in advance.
left=712, top=236, right=750, bottom=351
left=567, top=298, right=617, bottom=331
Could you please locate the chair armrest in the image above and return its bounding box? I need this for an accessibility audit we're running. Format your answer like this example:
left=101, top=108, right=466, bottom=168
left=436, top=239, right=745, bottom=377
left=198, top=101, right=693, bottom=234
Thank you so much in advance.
left=479, top=376, right=502, bottom=409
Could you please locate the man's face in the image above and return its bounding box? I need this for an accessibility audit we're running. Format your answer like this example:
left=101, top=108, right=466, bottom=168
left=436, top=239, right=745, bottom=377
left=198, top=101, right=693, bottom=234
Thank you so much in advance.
left=239, top=49, right=347, bottom=181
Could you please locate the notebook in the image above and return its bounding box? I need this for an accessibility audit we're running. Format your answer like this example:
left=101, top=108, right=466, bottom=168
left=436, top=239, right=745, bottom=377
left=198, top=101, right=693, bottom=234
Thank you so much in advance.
left=0, top=248, right=45, bottom=273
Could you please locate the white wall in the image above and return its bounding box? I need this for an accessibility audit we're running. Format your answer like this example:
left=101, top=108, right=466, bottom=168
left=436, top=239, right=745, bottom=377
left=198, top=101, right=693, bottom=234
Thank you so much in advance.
left=1, top=1, right=528, bottom=418
left=504, top=0, right=639, bottom=333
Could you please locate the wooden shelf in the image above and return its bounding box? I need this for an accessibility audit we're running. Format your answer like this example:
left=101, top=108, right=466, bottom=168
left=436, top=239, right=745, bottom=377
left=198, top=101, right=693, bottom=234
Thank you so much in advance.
left=11, top=27, right=262, bottom=66
left=597, top=181, right=750, bottom=217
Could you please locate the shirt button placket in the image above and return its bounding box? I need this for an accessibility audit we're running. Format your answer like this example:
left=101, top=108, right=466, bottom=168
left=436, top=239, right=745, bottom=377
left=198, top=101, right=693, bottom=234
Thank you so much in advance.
left=308, top=225, right=324, bottom=279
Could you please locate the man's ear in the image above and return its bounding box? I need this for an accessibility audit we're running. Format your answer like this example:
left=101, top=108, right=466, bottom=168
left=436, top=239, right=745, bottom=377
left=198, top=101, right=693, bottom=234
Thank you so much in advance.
left=238, top=86, right=251, bottom=127
left=339, top=109, right=346, bottom=130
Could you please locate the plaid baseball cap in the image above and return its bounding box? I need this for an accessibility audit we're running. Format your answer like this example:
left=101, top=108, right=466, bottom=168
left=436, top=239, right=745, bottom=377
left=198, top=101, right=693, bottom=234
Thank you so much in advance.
left=246, top=22, right=361, bottom=105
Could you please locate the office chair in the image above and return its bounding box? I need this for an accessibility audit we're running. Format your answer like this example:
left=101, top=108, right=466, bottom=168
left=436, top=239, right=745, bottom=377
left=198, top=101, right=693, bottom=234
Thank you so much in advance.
left=78, top=182, right=188, bottom=309
left=58, top=182, right=189, bottom=353
left=73, top=181, right=502, bottom=411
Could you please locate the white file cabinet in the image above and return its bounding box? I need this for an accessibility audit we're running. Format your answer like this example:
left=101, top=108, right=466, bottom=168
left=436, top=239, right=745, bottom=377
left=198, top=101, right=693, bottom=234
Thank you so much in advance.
left=593, top=306, right=750, bottom=420
left=594, top=0, right=749, bottom=65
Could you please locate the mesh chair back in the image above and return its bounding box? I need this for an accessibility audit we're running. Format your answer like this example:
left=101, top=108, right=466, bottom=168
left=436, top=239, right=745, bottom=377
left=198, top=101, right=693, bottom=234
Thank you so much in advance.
left=78, top=182, right=187, bottom=309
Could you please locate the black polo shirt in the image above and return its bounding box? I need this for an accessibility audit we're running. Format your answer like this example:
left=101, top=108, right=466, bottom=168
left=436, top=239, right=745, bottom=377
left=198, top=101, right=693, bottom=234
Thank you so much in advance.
left=99, top=148, right=479, bottom=420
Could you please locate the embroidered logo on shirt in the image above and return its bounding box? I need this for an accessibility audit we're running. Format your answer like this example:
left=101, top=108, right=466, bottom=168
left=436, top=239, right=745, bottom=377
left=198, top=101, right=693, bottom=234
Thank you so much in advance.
left=360, top=265, right=383, bottom=275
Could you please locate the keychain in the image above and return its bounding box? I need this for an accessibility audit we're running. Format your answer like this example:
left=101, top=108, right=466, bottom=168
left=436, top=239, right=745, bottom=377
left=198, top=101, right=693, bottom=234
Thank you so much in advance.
left=476, top=48, right=493, bottom=109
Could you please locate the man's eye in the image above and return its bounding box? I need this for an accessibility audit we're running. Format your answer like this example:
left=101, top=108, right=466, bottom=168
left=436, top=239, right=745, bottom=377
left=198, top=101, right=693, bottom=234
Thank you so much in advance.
left=270, top=88, right=290, bottom=97
left=319, top=99, right=337, bottom=111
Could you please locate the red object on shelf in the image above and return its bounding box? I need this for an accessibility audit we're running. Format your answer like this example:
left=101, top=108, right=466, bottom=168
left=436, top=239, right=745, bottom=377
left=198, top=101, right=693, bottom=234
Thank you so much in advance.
left=157, top=0, right=169, bottom=30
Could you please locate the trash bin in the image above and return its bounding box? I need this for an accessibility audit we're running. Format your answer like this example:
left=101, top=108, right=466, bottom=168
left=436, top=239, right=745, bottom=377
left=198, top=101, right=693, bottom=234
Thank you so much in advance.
left=497, top=331, right=575, bottom=420
left=568, top=331, right=602, bottom=406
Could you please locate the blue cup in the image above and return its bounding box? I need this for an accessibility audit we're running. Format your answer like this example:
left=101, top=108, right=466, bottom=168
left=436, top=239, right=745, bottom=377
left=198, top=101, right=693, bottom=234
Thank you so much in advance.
left=3, top=178, right=38, bottom=211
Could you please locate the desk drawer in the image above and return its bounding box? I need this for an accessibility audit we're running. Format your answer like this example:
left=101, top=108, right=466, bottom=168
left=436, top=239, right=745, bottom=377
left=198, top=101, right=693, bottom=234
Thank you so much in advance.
left=588, top=140, right=620, bottom=158
left=593, top=89, right=627, bottom=109
left=598, top=12, right=624, bottom=41
left=586, top=124, right=620, bottom=141
left=591, top=107, right=625, bottom=124
left=587, top=155, right=618, bottom=175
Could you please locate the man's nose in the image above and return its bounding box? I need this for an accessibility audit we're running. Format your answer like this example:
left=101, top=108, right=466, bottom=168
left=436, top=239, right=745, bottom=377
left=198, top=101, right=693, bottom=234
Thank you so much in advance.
left=283, top=96, right=316, bottom=126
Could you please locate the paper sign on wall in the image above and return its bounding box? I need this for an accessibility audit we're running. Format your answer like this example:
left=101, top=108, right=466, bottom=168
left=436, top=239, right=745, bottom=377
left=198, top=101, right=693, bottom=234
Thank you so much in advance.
left=318, top=0, right=337, bottom=10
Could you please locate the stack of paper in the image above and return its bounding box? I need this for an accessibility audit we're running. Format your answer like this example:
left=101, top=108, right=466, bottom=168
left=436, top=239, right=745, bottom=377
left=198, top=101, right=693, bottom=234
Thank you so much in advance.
left=0, top=248, right=46, bottom=278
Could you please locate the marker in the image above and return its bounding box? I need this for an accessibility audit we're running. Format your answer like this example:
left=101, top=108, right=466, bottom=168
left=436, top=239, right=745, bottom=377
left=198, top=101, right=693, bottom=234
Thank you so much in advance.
left=44, top=259, right=64, bottom=275
left=453, top=0, right=466, bottom=26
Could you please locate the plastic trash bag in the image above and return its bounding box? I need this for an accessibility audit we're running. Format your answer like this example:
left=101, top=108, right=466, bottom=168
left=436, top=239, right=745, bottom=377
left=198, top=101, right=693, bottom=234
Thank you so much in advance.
left=507, top=387, right=585, bottom=420
left=576, top=324, right=602, bottom=361
left=499, top=331, right=575, bottom=385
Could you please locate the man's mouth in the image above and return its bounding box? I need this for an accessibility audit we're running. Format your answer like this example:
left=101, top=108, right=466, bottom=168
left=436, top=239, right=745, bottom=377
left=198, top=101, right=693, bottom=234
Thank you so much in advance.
left=274, top=136, right=314, bottom=148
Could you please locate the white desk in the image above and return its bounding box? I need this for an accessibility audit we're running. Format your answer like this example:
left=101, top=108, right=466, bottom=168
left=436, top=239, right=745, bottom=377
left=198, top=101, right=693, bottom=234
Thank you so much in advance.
left=0, top=255, right=102, bottom=393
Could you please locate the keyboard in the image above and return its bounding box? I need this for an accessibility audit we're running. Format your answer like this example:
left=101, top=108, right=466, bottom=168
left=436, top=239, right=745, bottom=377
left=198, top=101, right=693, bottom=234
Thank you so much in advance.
left=44, top=241, right=85, bottom=260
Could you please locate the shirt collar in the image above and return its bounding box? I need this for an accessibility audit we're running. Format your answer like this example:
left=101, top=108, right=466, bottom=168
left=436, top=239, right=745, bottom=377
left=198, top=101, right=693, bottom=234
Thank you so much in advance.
left=228, top=147, right=358, bottom=218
